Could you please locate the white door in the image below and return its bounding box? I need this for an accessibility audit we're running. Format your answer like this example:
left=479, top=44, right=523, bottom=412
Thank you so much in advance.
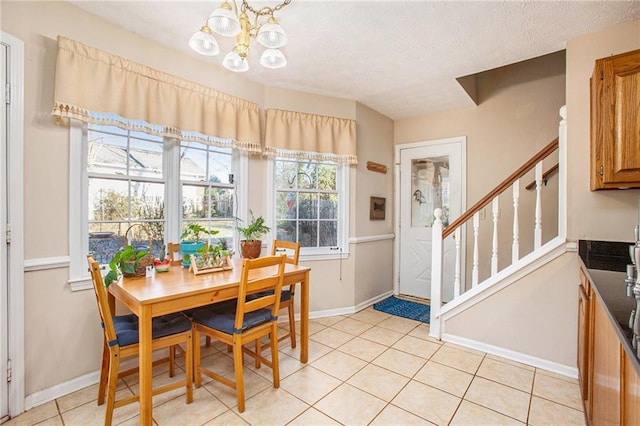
left=397, top=138, right=465, bottom=301
left=1, top=40, right=9, bottom=422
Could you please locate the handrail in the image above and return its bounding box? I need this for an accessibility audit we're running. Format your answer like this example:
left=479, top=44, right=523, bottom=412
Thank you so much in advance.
left=443, top=137, right=559, bottom=238
left=525, top=163, right=558, bottom=190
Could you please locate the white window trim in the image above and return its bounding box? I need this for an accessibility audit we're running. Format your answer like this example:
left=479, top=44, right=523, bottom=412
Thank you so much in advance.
left=69, top=121, right=91, bottom=291
left=266, top=158, right=350, bottom=261
left=68, top=121, right=248, bottom=291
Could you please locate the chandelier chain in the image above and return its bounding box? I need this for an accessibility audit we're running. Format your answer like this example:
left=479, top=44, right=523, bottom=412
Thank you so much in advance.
left=241, top=0, right=291, bottom=17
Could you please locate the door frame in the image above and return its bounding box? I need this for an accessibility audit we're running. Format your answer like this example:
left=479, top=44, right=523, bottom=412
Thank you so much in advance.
left=1, top=31, right=25, bottom=419
left=393, top=136, right=467, bottom=298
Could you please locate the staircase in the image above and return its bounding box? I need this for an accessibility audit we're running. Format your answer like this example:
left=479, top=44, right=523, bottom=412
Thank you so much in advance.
left=429, top=106, right=569, bottom=344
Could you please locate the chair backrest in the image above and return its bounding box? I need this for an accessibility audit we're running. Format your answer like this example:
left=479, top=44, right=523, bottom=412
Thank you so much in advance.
left=87, top=255, right=118, bottom=347
left=270, top=240, right=300, bottom=265
left=235, top=255, right=286, bottom=331
left=167, top=242, right=181, bottom=266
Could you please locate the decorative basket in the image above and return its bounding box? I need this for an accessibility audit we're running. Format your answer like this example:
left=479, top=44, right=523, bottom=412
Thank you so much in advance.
left=122, top=224, right=154, bottom=277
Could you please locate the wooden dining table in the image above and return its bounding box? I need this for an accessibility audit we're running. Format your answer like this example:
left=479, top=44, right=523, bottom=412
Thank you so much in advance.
left=108, top=258, right=311, bottom=426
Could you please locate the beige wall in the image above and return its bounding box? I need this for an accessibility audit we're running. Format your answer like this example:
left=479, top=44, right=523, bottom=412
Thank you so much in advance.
left=353, top=103, right=395, bottom=305
left=2, top=0, right=394, bottom=397
left=566, top=20, right=640, bottom=241
left=446, top=252, right=578, bottom=366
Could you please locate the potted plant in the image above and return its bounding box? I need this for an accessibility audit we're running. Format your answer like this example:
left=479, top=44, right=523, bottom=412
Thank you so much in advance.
left=104, top=245, right=150, bottom=287
left=236, top=211, right=271, bottom=259
left=153, top=244, right=171, bottom=272
left=180, top=223, right=218, bottom=267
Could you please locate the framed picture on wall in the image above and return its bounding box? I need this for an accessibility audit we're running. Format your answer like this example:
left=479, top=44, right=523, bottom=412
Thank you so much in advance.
left=370, top=196, right=386, bottom=220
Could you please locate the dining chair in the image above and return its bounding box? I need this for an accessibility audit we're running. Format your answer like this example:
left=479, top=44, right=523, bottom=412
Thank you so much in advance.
left=192, top=255, right=286, bottom=412
left=270, top=239, right=300, bottom=348
left=167, top=242, right=182, bottom=266
left=87, top=255, right=193, bottom=426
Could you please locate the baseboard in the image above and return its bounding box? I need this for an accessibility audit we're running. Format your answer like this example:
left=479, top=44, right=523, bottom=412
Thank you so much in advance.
left=442, top=333, right=578, bottom=379
left=23, top=349, right=175, bottom=410
left=25, top=370, right=100, bottom=410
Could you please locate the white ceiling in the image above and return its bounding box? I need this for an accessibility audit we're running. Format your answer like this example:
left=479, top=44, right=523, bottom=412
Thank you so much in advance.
left=70, top=0, right=640, bottom=120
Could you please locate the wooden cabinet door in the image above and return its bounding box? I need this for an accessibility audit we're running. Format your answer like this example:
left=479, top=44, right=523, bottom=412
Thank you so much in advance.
left=591, top=48, right=640, bottom=190
left=591, top=295, right=621, bottom=425
left=623, top=352, right=640, bottom=426
left=578, top=279, right=591, bottom=415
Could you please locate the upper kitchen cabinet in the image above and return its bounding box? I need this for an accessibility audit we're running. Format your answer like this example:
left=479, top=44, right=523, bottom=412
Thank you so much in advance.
left=590, top=48, right=640, bottom=190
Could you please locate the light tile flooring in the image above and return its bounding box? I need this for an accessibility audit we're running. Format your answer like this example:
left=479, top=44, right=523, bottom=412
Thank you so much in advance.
left=6, top=308, right=585, bottom=425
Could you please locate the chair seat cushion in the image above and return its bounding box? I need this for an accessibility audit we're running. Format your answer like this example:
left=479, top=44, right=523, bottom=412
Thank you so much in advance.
left=248, top=289, right=291, bottom=302
left=192, top=307, right=273, bottom=335
left=182, top=299, right=237, bottom=318
left=113, top=312, right=191, bottom=347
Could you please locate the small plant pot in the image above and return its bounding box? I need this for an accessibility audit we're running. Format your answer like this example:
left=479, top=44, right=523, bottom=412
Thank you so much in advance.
left=180, top=241, right=206, bottom=267
left=240, top=240, right=262, bottom=259
left=154, top=260, right=171, bottom=273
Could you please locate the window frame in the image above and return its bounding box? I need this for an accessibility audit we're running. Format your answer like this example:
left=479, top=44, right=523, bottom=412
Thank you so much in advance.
left=68, top=120, right=247, bottom=291
left=267, top=157, right=350, bottom=261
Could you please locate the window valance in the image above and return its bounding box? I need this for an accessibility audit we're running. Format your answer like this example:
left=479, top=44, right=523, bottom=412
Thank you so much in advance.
left=264, top=108, right=357, bottom=164
left=52, top=36, right=261, bottom=152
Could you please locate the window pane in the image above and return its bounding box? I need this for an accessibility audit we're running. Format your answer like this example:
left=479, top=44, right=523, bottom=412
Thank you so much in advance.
left=275, top=160, right=297, bottom=188
left=318, top=164, right=337, bottom=190
left=182, top=184, right=209, bottom=219
left=180, top=146, right=208, bottom=182
left=320, top=194, right=337, bottom=219
left=180, top=142, right=232, bottom=184
left=130, top=182, right=165, bottom=221
left=207, top=148, right=232, bottom=184
left=297, top=163, right=317, bottom=189
left=298, top=221, right=317, bottom=248
left=210, top=188, right=234, bottom=218
left=129, top=138, right=164, bottom=179
left=89, top=178, right=130, bottom=222
left=276, top=191, right=297, bottom=219
left=299, top=192, right=317, bottom=219
left=319, top=221, right=337, bottom=246
left=88, top=132, right=128, bottom=175
left=276, top=220, right=297, bottom=241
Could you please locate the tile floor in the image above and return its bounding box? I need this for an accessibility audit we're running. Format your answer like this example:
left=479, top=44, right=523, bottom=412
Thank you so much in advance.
left=5, top=307, right=585, bottom=425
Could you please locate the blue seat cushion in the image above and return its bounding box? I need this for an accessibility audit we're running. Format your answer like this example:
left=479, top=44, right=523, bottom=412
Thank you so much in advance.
left=192, top=306, right=274, bottom=335
left=182, top=299, right=237, bottom=318
left=249, top=290, right=291, bottom=302
left=112, top=312, right=191, bottom=347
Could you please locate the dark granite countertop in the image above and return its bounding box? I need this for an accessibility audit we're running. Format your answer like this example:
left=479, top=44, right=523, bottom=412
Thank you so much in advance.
left=578, top=240, right=640, bottom=376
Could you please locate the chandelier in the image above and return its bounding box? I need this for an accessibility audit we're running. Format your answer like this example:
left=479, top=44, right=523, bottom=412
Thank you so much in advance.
left=189, top=0, right=291, bottom=73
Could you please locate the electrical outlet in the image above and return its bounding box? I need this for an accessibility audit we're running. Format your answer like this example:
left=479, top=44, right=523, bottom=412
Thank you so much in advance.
left=479, top=208, right=486, bottom=220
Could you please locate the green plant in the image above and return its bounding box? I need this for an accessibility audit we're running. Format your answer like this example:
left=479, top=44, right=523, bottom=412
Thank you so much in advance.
left=104, top=245, right=149, bottom=287
left=236, top=210, right=271, bottom=242
left=180, top=223, right=219, bottom=242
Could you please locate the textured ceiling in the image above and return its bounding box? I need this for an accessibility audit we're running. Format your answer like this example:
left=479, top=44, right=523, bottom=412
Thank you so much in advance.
left=70, top=0, right=640, bottom=120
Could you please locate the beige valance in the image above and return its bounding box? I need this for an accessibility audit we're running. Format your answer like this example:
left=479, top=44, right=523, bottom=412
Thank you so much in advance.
left=264, top=108, right=357, bottom=164
left=52, top=36, right=261, bottom=151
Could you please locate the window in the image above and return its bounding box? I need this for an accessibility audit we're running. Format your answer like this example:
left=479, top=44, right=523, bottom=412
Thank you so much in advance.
left=69, top=121, right=247, bottom=290
left=272, top=158, right=349, bottom=257
left=180, top=141, right=235, bottom=249
left=87, top=125, right=165, bottom=264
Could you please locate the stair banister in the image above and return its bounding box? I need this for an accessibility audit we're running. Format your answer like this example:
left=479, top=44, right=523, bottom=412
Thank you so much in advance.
left=430, top=106, right=567, bottom=340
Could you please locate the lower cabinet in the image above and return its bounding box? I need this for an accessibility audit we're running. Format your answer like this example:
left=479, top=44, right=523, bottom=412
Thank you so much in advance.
left=579, top=265, right=640, bottom=426
left=623, top=353, right=640, bottom=425
left=578, top=269, right=592, bottom=419
left=591, top=295, right=620, bottom=425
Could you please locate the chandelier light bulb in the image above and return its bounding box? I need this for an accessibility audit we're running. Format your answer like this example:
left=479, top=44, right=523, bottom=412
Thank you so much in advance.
left=189, top=26, right=220, bottom=56
left=222, top=51, right=249, bottom=72
left=256, top=18, right=287, bottom=48
left=260, top=48, right=287, bottom=69
left=209, top=1, right=241, bottom=37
